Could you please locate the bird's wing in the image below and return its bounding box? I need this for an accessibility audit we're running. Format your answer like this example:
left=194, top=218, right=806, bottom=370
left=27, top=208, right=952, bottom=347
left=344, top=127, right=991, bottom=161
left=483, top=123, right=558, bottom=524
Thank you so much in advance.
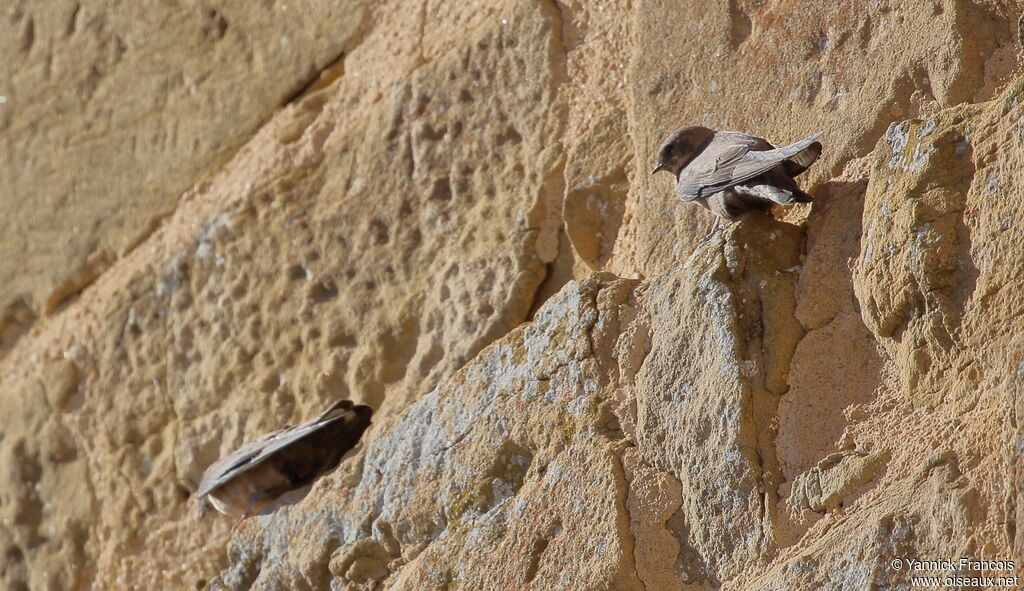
left=197, top=400, right=357, bottom=497
left=782, top=136, right=823, bottom=177
left=679, top=132, right=823, bottom=199
left=308, top=398, right=354, bottom=423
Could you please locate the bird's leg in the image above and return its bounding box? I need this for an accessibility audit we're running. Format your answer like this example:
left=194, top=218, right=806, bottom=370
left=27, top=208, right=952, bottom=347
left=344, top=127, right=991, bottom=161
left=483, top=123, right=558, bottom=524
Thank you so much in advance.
left=230, top=511, right=252, bottom=534
left=230, top=493, right=261, bottom=533
left=230, top=508, right=254, bottom=534
left=699, top=217, right=723, bottom=243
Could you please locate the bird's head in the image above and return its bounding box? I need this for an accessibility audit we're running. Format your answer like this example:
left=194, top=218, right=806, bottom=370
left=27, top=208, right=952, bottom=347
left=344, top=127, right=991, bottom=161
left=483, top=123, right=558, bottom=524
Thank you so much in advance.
left=651, top=126, right=714, bottom=177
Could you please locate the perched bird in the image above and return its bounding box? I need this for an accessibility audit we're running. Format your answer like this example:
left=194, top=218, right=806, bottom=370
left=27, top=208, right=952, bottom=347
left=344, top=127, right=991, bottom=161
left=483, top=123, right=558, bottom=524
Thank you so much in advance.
left=197, top=399, right=372, bottom=523
left=651, top=126, right=823, bottom=238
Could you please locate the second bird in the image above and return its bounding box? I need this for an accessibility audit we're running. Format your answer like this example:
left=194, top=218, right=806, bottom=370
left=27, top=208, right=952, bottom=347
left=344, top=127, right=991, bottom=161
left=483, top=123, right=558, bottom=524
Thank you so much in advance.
left=651, top=126, right=823, bottom=238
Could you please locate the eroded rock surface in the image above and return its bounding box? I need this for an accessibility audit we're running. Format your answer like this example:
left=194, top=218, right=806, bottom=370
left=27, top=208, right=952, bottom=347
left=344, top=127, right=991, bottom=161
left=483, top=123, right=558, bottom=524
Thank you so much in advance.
left=0, top=0, right=371, bottom=341
left=0, top=0, right=1021, bottom=589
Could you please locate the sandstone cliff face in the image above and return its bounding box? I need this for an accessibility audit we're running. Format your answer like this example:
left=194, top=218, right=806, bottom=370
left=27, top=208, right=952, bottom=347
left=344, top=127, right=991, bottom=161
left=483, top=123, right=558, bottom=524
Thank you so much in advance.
left=0, top=1, right=1021, bottom=590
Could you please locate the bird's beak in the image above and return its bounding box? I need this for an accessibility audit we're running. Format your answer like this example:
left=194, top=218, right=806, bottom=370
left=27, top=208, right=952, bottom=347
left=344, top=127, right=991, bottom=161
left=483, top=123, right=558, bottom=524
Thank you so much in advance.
left=651, top=163, right=665, bottom=175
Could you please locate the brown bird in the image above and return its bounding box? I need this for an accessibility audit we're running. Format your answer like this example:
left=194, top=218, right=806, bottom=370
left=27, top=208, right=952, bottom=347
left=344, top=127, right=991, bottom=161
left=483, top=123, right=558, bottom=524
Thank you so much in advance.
left=197, top=399, right=372, bottom=523
left=651, top=126, right=823, bottom=238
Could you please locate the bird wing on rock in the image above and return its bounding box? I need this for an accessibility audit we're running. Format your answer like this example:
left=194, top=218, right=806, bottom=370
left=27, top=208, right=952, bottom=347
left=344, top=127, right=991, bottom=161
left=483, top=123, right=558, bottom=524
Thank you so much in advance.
left=677, top=131, right=823, bottom=201
left=197, top=399, right=361, bottom=498
left=781, top=135, right=823, bottom=177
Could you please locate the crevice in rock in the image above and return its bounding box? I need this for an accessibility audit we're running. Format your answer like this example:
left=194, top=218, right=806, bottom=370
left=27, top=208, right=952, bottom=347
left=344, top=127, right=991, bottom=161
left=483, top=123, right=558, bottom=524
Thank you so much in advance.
left=523, top=145, right=569, bottom=318
left=527, top=227, right=575, bottom=320
left=0, top=299, right=37, bottom=359
left=723, top=219, right=809, bottom=557
left=43, top=249, right=112, bottom=316
left=563, top=166, right=630, bottom=272
left=520, top=0, right=572, bottom=320
left=279, top=50, right=349, bottom=109
left=523, top=530, right=552, bottom=584
left=281, top=7, right=372, bottom=108
left=614, top=451, right=648, bottom=591
left=416, top=0, right=428, bottom=69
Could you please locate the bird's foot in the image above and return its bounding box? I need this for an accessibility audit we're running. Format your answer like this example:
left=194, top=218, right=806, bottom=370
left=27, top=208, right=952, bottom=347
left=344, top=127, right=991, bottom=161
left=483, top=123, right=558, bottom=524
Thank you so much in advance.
left=699, top=218, right=724, bottom=243
left=230, top=512, right=252, bottom=534
left=231, top=494, right=259, bottom=533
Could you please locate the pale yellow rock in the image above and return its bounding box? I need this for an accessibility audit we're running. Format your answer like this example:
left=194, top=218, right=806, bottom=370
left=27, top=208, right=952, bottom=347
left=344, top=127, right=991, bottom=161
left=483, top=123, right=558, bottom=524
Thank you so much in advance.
left=0, top=0, right=1022, bottom=589
left=622, top=448, right=685, bottom=589
left=787, top=449, right=890, bottom=517
left=208, top=273, right=648, bottom=591
left=0, top=0, right=371, bottom=326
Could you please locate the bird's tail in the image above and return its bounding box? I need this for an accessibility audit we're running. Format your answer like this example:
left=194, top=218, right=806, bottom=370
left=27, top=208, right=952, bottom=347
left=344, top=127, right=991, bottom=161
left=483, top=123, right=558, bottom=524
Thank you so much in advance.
left=782, top=140, right=823, bottom=178
left=316, top=399, right=355, bottom=422
left=761, top=169, right=814, bottom=204
left=789, top=187, right=814, bottom=203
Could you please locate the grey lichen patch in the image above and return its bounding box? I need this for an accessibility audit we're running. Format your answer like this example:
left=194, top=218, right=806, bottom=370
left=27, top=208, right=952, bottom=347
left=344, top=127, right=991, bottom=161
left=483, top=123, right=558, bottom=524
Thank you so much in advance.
left=856, top=106, right=982, bottom=357
left=884, top=120, right=936, bottom=173
left=885, top=121, right=911, bottom=169
left=917, top=118, right=938, bottom=138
